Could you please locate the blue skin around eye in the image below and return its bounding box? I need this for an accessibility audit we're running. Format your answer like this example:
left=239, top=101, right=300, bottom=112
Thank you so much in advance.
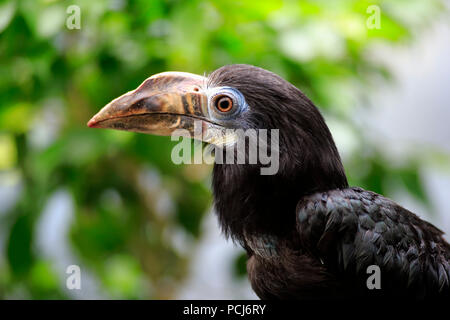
left=207, top=86, right=249, bottom=122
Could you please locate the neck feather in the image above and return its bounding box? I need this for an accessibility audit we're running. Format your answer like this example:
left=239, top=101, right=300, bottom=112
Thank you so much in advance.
left=212, top=134, right=348, bottom=242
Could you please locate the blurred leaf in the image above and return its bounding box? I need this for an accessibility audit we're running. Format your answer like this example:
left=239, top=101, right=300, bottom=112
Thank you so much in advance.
left=233, top=251, right=248, bottom=278
left=0, top=0, right=16, bottom=33
left=397, top=167, right=430, bottom=209
left=7, top=214, right=34, bottom=277
left=0, top=134, right=17, bottom=169
left=29, top=260, right=62, bottom=297
left=103, top=254, right=146, bottom=299
left=0, top=103, right=34, bottom=133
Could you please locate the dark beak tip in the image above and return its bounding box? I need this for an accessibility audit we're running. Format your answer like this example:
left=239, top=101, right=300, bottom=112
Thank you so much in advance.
left=87, top=118, right=99, bottom=128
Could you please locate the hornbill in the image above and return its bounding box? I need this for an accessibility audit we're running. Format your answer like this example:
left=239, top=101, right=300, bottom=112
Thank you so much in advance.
left=88, top=64, right=450, bottom=299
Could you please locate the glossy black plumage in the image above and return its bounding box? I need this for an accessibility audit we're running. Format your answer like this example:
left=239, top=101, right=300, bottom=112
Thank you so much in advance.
left=91, top=63, right=450, bottom=299
left=209, top=65, right=450, bottom=299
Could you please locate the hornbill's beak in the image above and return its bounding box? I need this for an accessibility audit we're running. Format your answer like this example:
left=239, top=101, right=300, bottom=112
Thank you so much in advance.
left=87, top=72, right=224, bottom=143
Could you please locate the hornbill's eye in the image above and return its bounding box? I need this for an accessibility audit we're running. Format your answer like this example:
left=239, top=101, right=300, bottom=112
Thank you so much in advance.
left=207, top=87, right=248, bottom=121
left=214, top=95, right=234, bottom=113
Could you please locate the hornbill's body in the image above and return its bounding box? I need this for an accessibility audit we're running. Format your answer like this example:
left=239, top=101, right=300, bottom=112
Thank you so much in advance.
left=88, top=64, right=450, bottom=299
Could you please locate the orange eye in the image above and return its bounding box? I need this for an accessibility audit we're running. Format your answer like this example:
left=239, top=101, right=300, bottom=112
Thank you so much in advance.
left=215, top=95, right=233, bottom=113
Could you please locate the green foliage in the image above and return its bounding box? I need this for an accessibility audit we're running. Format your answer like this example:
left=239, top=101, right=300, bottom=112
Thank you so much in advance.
left=0, top=0, right=447, bottom=299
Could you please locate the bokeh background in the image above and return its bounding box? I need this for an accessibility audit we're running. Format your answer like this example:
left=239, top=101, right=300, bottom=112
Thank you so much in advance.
left=0, top=0, right=449, bottom=299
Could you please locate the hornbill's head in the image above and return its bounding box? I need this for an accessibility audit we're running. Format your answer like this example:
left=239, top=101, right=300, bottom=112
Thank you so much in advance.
left=88, top=64, right=348, bottom=238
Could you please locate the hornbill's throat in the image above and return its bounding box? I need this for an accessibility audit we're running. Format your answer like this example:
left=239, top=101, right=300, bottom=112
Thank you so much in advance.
left=88, top=72, right=225, bottom=143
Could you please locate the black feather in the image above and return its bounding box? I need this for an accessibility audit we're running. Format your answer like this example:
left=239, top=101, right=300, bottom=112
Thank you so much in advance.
left=208, top=64, right=450, bottom=299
